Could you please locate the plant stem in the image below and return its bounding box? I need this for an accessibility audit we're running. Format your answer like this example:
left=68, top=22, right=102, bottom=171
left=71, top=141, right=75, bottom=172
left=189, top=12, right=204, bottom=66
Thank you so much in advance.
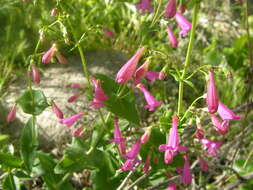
left=181, top=95, right=204, bottom=121
left=116, top=170, right=135, bottom=190
left=177, top=1, right=200, bottom=116
left=151, top=0, right=163, bottom=26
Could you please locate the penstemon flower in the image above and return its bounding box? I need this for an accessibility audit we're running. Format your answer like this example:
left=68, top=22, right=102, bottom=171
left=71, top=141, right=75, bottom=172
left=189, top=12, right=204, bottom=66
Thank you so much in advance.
left=67, top=94, right=81, bottom=103
left=167, top=183, right=177, bottom=190
left=51, top=101, right=64, bottom=119
left=42, top=44, right=57, bottom=64
left=89, top=78, right=108, bottom=109
left=159, top=115, right=188, bottom=164
left=31, top=65, right=41, bottom=84
left=136, top=0, right=154, bottom=13
left=143, top=154, right=151, bottom=174
left=133, top=60, right=150, bottom=85
left=7, top=105, right=17, bottom=123
left=200, top=138, right=221, bottom=157
left=167, top=27, right=178, bottom=48
left=206, top=70, right=219, bottom=114
left=178, top=4, right=186, bottom=14
left=198, top=156, right=209, bottom=172
left=137, top=83, right=163, bottom=111
left=120, top=158, right=140, bottom=171
left=141, top=127, right=152, bottom=144
left=72, top=125, right=84, bottom=137
left=50, top=8, right=58, bottom=17
left=175, top=13, right=192, bottom=37
left=180, top=155, right=192, bottom=185
left=146, top=71, right=160, bottom=83
left=217, top=101, right=243, bottom=120
left=59, top=112, right=85, bottom=128
left=109, top=119, right=126, bottom=155
left=69, top=83, right=82, bottom=89
left=56, top=53, right=68, bottom=64
left=116, top=47, right=145, bottom=84
left=102, top=28, right=115, bottom=38
left=164, top=0, right=177, bottom=19
left=125, top=139, right=141, bottom=159
left=210, top=114, right=229, bottom=134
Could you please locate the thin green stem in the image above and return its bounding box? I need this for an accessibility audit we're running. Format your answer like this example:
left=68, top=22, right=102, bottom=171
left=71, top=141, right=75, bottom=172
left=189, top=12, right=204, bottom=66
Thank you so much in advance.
left=181, top=95, right=204, bottom=121
left=151, top=0, right=163, bottom=26
left=177, top=2, right=200, bottom=116
left=56, top=173, right=71, bottom=189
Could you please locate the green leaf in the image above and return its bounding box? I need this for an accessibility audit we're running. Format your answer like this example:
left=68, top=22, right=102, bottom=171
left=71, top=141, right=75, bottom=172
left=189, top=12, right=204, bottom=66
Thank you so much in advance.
left=94, top=74, right=140, bottom=124
left=0, top=152, right=23, bottom=168
left=37, top=151, right=74, bottom=190
left=204, top=50, right=222, bottom=66
left=55, top=139, right=115, bottom=175
left=0, top=134, right=9, bottom=148
left=3, top=173, right=20, bottom=190
left=16, top=89, right=49, bottom=115
left=20, top=117, right=38, bottom=172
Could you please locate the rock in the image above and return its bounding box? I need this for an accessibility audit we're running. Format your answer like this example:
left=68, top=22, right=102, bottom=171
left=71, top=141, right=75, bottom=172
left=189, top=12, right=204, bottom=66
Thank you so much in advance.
left=1, top=50, right=128, bottom=150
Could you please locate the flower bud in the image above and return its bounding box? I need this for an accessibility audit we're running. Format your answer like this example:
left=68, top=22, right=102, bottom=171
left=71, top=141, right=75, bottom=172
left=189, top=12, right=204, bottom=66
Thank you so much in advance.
left=206, top=70, right=219, bottom=114
left=7, top=105, right=17, bottom=123
left=31, top=65, right=41, bottom=84
left=52, top=101, right=64, bottom=119
left=50, top=8, right=58, bottom=17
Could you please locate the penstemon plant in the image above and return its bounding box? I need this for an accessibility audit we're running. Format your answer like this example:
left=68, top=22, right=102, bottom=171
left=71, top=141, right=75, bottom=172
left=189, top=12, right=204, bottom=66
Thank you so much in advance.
left=1, top=0, right=252, bottom=190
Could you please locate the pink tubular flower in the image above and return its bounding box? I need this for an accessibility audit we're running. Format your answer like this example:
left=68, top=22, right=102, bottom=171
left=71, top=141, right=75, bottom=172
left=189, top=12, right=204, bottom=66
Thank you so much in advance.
left=136, top=0, right=154, bottom=13
left=159, top=71, right=167, bottom=80
left=109, top=119, right=125, bottom=143
left=217, top=102, right=243, bottom=120
left=141, top=127, right=152, bottom=144
left=7, top=105, right=17, bottom=123
left=175, top=13, right=192, bottom=37
left=167, top=183, right=177, bottom=190
left=198, top=157, right=209, bottom=172
left=133, top=60, right=150, bottom=85
left=200, top=138, right=221, bottom=157
left=137, top=84, right=163, bottom=111
left=72, top=125, right=84, bottom=137
left=56, top=53, right=68, bottom=64
left=159, top=115, right=188, bottom=164
left=67, top=94, right=81, bottom=103
left=50, top=8, right=58, bottom=17
left=31, top=65, right=41, bottom=84
left=69, top=83, right=82, bottom=89
left=120, top=158, right=140, bottom=171
left=146, top=71, right=160, bottom=83
left=181, top=155, right=192, bottom=185
left=89, top=78, right=108, bottom=109
left=167, top=27, right=178, bottom=48
left=109, top=120, right=126, bottom=155
left=195, top=123, right=205, bottom=139
left=125, top=139, right=141, bottom=159
left=42, top=44, right=57, bottom=64
left=59, top=112, right=84, bottom=128
left=164, top=0, right=177, bottom=19
left=116, top=47, right=145, bottom=84
left=178, top=4, right=186, bottom=14
left=210, top=114, right=229, bottom=134
left=206, top=70, right=219, bottom=114
left=51, top=101, right=64, bottom=119
left=143, top=154, right=151, bottom=174
left=102, top=28, right=115, bottom=38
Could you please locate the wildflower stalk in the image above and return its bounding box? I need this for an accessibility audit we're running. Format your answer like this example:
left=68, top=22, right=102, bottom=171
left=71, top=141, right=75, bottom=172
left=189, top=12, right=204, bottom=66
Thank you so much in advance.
left=244, top=0, right=253, bottom=113
left=177, top=1, right=200, bottom=115
left=151, top=0, right=163, bottom=26
left=66, top=20, right=92, bottom=90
